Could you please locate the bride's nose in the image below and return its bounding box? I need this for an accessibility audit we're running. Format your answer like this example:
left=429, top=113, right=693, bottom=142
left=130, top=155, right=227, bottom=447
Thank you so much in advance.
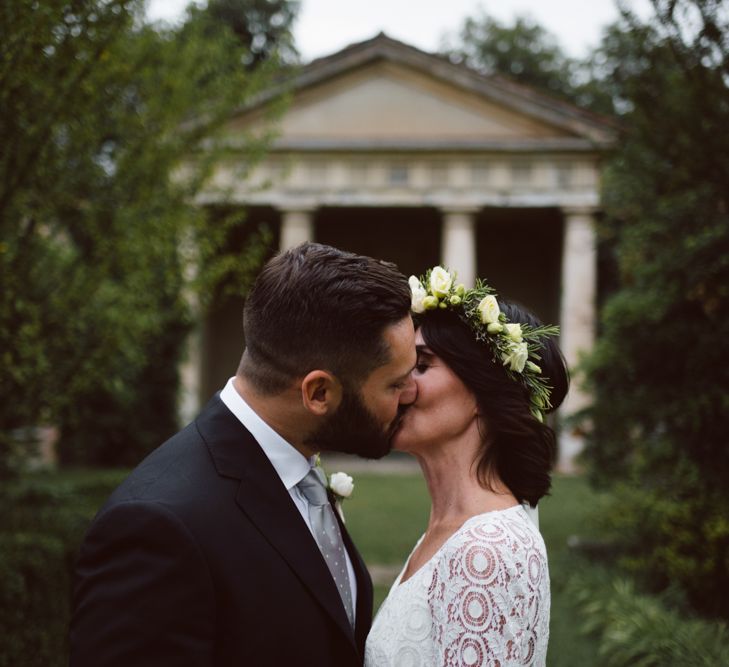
left=399, top=374, right=417, bottom=405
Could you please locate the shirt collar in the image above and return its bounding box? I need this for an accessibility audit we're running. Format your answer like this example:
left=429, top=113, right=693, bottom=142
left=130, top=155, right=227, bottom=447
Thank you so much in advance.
left=219, top=377, right=313, bottom=489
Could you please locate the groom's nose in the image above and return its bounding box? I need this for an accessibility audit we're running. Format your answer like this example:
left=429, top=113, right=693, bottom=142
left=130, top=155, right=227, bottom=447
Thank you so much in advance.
left=398, top=375, right=417, bottom=405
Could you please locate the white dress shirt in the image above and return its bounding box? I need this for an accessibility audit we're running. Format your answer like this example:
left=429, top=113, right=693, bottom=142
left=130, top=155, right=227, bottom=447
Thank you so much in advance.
left=220, top=377, right=358, bottom=612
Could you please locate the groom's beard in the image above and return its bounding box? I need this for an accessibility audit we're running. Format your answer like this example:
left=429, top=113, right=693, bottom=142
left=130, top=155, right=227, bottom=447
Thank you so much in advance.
left=306, top=387, right=405, bottom=460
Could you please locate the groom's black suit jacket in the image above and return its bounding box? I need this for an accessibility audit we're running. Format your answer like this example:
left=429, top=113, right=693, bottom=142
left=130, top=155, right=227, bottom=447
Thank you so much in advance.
left=70, top=395, right=373, bottom=666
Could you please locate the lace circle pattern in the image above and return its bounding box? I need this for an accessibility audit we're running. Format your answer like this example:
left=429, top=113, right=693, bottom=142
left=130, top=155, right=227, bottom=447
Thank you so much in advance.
left=365, top=506, right=550, bottom=666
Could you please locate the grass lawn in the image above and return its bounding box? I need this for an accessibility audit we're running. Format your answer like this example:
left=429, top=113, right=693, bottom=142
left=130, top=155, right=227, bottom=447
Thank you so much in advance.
left=344, top=472, right=604, bottom=666
left=540, top=476, right=606, bottom=666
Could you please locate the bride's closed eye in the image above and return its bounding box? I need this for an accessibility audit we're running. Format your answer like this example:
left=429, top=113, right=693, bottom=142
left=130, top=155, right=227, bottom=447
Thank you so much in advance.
left=414, top=346, right=435, bottom=375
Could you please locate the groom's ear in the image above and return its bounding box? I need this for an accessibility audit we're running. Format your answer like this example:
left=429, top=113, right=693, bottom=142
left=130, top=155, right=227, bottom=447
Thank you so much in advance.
left=300, top=370, right=342, bottom=416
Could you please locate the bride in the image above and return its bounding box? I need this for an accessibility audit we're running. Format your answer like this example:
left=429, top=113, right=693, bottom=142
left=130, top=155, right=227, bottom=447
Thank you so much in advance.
left=365, top=267, right=569, bottom=667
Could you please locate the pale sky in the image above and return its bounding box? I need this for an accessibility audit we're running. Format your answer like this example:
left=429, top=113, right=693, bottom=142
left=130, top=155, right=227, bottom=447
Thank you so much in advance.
left=146, top=0, right=653, bottom=61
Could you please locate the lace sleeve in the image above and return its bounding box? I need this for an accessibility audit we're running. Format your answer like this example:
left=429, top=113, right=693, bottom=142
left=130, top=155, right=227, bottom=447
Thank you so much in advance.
left=428, top=514, right=550, bottom=666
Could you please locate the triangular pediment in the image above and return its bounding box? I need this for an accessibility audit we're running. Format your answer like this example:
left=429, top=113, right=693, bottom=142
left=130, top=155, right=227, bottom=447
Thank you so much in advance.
left=227, top=33, right=616, bottom=151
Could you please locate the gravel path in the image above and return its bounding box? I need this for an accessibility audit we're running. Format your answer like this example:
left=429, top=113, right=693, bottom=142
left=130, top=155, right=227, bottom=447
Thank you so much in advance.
left=367, top=564, right=403, bottom=586
left=319, top=453, right=419, bottom=474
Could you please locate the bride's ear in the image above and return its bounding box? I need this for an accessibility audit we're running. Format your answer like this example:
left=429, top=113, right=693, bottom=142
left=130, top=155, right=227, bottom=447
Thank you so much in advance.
left=300, top=370, right=342, bottom=416
left=474, top=402, right=488, bottom=432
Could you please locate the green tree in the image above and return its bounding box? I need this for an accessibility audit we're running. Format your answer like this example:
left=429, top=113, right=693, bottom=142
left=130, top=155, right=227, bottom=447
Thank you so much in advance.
left=202, top=0, right=300, bottom=66
left=444, top=10, right=624, bottom=115
left=581, top=0, right=729, bottom=618
left=0, top=0, right=278, bottom=474
left=444, top=13, right=581, bottom=103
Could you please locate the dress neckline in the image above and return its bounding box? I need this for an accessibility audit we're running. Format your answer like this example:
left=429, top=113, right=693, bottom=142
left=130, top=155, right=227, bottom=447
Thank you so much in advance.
left=395, top=504, right=523, bottom=588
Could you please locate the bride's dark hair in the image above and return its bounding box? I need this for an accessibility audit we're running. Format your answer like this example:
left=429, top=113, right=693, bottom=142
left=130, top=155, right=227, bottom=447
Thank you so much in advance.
left=416, top=303, right=569, bottom=506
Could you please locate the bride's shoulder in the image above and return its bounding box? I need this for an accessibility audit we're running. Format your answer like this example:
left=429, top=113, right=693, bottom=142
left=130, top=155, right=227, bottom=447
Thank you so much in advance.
left=440, top=505, right=545, bottom=563
left=426, top=507, right=547, bottom=597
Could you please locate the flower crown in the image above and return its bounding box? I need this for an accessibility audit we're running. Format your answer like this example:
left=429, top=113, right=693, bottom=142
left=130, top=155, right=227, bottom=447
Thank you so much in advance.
left=409, top=266, right=559, bottom=422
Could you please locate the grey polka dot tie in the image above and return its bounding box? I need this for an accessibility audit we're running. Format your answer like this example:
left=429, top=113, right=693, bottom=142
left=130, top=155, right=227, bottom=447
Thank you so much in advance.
left=297, top=467, right=355, bottom=627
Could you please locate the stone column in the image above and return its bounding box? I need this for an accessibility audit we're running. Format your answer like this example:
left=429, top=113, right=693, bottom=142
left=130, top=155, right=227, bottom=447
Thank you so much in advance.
left=558, top=207, right=597, bottom=472
left=280, top=209, right=314, bottom=250
left=441, top=208, right=478, bottom=288
left=178, top=231, right=203, bottom=425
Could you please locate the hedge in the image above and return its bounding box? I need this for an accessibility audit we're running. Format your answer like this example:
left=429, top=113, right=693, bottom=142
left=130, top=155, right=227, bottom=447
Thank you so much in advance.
left=0, top=534, right=70, bottom=667
left=0, top=470, right=125, bottom=667
left=567, top=567, right=729, bottom=666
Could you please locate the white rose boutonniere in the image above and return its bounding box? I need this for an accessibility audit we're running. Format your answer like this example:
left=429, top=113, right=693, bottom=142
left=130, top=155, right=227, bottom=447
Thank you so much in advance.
left=329, top=471, right=354, bottom=522
left=502, top=341, right=529, bottom=373
left=477, top=295, right=500, bottom=324
left=408, top=276, right=428, bottom=314
left=329, top=471, right=354, bottom=499
left=429, top=266, right=452, bottom=298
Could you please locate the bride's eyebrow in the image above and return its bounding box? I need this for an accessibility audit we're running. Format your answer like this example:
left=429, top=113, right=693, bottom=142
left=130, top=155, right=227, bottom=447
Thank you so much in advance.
left=415, top=345, right=434, bottom=359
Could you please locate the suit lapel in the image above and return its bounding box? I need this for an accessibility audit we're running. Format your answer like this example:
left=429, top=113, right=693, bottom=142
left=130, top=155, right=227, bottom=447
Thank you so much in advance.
left=195, top=396, right=356, bottom=647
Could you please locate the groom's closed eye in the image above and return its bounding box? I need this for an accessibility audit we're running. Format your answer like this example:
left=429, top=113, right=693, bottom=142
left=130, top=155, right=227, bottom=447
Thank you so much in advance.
left=391, top=375, right=410, bottom=390
left=391, top=364, right=417, bottom=389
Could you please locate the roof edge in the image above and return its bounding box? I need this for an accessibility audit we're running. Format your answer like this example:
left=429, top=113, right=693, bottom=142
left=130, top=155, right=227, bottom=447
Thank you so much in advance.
left=237, top=32, right=618, bottom=144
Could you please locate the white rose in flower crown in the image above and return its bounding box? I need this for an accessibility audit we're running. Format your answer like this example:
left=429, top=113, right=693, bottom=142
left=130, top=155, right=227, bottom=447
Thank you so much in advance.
left=504, top=323, right=523, bottom=343
left=409, top=276, right=427, bottom=314
left=502, top=341, right=529, bottom=373
left=477, top=295, right=500, bottom=324
left=429, top=266, right=452, bottom=298
left=423, top=295, right=439, bottom=310
left=329, top=472, right=354, bottom=498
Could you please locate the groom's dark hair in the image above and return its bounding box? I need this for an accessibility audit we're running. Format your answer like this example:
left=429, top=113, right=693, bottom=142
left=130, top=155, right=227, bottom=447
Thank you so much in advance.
left=239, top=242, right=411, bottom=394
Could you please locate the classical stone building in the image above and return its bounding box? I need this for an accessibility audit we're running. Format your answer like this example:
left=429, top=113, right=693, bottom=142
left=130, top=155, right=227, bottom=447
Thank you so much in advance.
left=184, top=33, right=616, bottom=471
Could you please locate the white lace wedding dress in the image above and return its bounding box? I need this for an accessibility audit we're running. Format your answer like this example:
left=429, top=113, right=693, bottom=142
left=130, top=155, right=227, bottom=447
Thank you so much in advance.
left=365, top=505, right=550, bottom=666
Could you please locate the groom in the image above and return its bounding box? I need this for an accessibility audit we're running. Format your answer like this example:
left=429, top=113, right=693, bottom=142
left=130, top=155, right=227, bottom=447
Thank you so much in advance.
left=70, top=243, right=417, bottom=666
